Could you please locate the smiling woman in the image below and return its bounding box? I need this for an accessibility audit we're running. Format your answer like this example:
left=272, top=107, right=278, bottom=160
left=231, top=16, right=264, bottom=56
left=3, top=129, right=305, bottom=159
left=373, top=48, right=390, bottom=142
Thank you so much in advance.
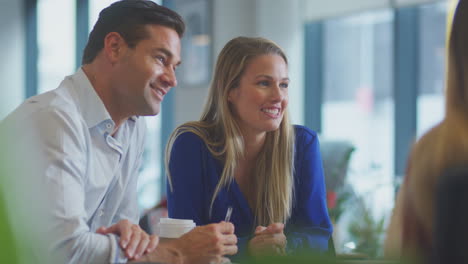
left=228, top=54, right=289, bottom=136
left=165, top=36, right=332, bottom=260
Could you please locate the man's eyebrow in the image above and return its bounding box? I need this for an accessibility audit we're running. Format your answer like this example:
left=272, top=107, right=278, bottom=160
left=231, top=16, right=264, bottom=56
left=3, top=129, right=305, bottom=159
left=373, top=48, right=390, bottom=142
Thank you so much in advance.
left=153, top=48, right=182, bottom=66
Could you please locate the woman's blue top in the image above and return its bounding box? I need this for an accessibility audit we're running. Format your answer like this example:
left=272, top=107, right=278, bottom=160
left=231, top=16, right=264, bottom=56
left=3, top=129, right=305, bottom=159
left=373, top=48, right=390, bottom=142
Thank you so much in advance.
left=167, top=125, right=332, bottom=257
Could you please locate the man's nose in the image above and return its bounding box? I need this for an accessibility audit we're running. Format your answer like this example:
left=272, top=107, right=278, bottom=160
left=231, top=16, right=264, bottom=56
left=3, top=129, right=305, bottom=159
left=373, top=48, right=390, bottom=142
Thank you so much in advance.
left=160, top=66, right=177, bottom=88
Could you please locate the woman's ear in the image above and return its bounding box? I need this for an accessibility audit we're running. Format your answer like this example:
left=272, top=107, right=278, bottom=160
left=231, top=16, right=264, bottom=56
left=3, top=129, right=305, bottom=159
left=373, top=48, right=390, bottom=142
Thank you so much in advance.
left=227, top=88, right=237, bottom=103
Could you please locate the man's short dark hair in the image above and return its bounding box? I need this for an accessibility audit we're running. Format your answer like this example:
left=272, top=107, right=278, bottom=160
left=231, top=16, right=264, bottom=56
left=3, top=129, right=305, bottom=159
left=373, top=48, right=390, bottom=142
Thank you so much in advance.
left=82, top=0, right=185, bottom=64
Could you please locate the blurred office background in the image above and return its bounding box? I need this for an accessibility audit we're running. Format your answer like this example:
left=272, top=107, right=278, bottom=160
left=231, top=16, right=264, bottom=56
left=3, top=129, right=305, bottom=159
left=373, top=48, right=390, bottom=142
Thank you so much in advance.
left=0, top=0, right=452, bottom=257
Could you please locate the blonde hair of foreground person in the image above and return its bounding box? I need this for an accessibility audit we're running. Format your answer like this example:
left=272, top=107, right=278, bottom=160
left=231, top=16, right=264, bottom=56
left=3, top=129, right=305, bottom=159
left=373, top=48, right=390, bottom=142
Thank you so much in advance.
left=165, top=37, right=295, bottom=226
left=384, top=0, right=468, bottom=262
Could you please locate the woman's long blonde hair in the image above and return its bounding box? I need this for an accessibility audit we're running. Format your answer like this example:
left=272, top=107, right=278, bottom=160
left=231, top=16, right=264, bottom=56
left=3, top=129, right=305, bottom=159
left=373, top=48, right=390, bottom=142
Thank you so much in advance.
left=398, top=0, right=468, bottom=261
left=166, top=37, right=295, bottom=227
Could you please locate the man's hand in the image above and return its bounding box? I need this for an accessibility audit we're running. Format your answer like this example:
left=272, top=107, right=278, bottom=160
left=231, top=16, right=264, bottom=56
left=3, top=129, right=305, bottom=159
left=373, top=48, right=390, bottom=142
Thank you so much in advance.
left=96, top=219, right=159, bottom=260
left=248, top=223, right=287, bottom=256
left=170, top=221, right=237, bottom=264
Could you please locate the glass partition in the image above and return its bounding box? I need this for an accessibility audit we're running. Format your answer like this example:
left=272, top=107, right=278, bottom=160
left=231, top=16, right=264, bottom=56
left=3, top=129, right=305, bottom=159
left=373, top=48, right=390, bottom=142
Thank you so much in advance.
left=322, top=9, right=395, bottom=256
left=37, top=0, right=75, bottom=93
left=417, top=2, right=448, bottom=138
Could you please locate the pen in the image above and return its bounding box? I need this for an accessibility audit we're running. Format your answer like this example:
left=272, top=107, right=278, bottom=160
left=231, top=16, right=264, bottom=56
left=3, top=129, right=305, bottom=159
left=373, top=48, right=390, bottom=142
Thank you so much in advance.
left=224, top=207, right=233, bottom=222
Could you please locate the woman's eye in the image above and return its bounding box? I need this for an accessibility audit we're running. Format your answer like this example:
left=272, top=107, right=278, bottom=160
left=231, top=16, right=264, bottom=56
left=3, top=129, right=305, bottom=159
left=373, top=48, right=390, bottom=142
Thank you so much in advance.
left=280, top=83, right=289, bottom=88
left=258, top=80, right=269, bottom=86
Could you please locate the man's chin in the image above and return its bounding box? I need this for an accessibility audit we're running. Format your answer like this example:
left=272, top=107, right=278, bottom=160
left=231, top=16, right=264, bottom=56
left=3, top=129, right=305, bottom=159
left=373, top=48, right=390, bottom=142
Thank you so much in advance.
left=142, top=104, right=161, bottom=116
left=138, top=110, right=160, bottom=117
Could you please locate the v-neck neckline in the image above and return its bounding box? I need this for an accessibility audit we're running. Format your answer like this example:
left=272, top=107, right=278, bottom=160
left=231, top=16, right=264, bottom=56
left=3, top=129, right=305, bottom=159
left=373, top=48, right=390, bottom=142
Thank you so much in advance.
left=214, top=160, right=255, bottom=223
left=230, top=176, right=254, bottom=222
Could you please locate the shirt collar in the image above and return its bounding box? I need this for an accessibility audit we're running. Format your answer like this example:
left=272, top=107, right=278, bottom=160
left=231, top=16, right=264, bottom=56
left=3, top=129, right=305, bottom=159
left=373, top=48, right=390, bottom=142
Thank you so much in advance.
left=70, top=68, right=138, bottom=128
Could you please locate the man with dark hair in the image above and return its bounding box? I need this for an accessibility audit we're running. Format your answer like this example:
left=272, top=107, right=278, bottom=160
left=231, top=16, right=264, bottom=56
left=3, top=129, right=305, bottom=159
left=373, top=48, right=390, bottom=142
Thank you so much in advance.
left=82, top=0, right=185, bottom=65
left=0, top=1, right=236, bottom=263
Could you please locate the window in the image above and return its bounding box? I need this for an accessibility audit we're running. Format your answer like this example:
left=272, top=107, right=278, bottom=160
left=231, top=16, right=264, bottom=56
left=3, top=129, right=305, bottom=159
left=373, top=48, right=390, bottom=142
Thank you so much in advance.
left=138, top=115, right=163, bottom=210
left=417, top=2, right=448, bottom=137
left=0, top=1, right=24, bottom=118
left=322, top=10, right=395, bottom=251
left=89, top=0, right=118, bottom=32
left=37, top=0, right=75, bottom=93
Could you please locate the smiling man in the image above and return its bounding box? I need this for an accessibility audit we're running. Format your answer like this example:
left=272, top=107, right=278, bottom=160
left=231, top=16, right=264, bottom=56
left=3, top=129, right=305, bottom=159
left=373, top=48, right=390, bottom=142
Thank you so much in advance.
left=0, top=1, right=236, bottom=263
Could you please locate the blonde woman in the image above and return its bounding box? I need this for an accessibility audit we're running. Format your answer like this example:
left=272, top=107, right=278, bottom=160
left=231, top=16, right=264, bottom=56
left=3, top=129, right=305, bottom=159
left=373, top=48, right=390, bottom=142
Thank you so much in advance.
left=166, top=36, right=332, bottom=258
left=384, top=0, right=468, bottom=263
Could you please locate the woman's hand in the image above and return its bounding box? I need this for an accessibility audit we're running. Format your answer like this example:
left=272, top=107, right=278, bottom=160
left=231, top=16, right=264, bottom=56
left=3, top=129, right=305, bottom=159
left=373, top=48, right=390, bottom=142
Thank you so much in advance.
left=248, top=223, right=287, bottom=256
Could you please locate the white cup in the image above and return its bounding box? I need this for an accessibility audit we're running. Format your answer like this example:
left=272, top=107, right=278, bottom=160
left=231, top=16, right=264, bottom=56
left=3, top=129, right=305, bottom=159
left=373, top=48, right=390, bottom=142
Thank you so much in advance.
left=158, top=218, right=196, bottom=239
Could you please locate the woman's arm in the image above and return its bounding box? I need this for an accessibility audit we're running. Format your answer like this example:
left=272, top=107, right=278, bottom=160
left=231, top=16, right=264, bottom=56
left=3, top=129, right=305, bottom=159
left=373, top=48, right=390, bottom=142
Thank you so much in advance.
left=287, top=127, right=333, bottom=253
left=166, top=132, right=207, bottom=226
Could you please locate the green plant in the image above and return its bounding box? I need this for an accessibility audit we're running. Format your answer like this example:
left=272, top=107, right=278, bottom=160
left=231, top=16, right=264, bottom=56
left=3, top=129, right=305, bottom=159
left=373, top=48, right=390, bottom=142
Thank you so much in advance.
left=347, top=196, right=386, bottom=258
left=239, top=251, right=406, bottom=264
left=242, top=252, right=339, bottom=264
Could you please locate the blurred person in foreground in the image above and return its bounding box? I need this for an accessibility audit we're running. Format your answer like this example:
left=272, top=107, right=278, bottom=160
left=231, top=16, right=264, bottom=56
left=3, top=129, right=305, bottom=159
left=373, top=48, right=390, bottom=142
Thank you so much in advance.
left=0, top=135, right=61, bottom=263
left=165, top=36, right=332, bottom=260
left=0, top=145, right=21, bottom=263
left=0, top=1, right=236, bottom=263
left=384, top=0, right=468, bottom=263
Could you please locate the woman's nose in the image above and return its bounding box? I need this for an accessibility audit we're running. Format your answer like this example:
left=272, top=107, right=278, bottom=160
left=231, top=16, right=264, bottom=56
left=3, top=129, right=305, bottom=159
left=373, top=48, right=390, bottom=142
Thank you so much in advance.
left=271, top=84, right=286, bottom=101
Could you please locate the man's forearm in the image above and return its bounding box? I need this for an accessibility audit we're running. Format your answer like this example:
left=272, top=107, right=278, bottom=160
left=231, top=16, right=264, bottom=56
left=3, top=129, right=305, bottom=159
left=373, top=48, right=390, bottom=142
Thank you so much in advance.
left=53, top=232, right=126, bottom=264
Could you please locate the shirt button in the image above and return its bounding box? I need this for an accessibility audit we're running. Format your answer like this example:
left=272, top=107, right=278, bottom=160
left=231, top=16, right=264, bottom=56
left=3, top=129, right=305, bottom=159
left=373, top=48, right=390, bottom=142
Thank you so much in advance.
left=99, top=209, right=104, bottom=217
left=106, top=123, right=112, bottom=129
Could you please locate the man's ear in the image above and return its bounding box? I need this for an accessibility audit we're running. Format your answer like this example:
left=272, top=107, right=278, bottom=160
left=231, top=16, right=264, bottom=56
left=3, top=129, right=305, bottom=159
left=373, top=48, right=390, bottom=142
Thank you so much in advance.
left=103, top=32, right=126, bottom=64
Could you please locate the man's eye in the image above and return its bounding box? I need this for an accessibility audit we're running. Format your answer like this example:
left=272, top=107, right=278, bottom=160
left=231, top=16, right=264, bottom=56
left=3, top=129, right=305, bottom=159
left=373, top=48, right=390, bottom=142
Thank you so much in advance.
left=258, top=81, right=269, bottom=86
left=280, top=83, right=289, bottom=88
left=155, top=55, right=166, bottom=64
